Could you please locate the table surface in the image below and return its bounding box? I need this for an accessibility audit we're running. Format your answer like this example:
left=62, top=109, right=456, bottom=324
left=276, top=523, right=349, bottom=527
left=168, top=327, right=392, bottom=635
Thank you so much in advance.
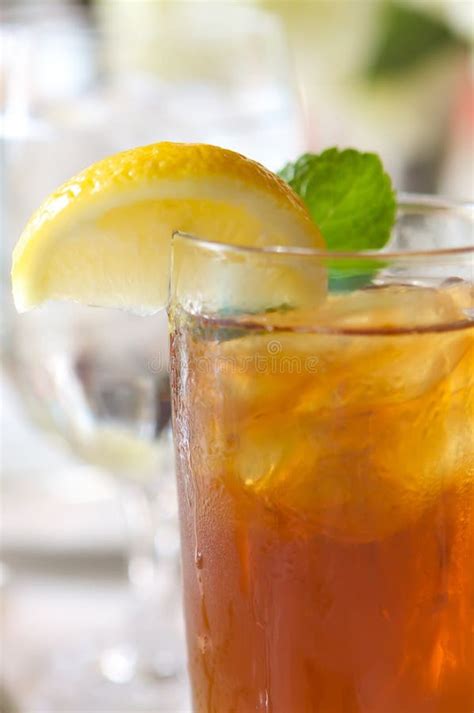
left=1, top=372, right=192, bottom=712
left=1, top=558, right=192, bottom=713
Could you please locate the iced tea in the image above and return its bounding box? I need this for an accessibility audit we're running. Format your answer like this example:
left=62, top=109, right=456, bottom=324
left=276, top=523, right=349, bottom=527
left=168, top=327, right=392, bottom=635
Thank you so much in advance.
left=171, top=247, right=473, bottom=713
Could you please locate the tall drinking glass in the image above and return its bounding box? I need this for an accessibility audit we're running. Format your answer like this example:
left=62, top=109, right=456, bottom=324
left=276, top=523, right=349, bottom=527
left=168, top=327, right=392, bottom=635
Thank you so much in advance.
left=169, top=196, right=473, bottom=713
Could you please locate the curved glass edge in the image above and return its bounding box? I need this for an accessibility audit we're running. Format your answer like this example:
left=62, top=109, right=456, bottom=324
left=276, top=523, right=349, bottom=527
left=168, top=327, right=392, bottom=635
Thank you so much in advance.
left=171, top=193, right=474, bottom=262
left=168, top=195, right=474, bottom=335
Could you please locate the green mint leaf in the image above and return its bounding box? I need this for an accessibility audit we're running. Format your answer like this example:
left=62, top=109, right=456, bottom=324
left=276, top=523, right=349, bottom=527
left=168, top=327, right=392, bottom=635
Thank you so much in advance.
left=279, top=147, right=396, bottom=290
left=327, top=257, right=387, bottom=292
left=279, top=147, right=396, bottom=252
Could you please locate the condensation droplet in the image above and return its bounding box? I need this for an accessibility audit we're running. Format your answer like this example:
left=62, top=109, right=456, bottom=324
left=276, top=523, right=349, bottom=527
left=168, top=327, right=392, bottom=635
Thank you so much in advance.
left=197, top=634, right=210, bottom=654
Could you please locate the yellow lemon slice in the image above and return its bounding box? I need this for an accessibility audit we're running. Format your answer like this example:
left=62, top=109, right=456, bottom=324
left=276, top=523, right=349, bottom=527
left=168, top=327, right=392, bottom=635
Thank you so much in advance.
left=12, top=142, right=323, bottom=314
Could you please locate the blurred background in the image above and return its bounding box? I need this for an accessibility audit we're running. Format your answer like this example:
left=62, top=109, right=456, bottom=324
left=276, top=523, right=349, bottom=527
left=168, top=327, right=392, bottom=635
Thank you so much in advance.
left=1, top=1, right=473, bottom=711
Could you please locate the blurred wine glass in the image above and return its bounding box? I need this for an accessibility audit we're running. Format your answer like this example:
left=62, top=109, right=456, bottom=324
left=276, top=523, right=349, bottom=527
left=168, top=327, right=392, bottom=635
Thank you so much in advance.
left=1, top=2, right=303, bottom=706
left=4, top=304, right=185, bottom=684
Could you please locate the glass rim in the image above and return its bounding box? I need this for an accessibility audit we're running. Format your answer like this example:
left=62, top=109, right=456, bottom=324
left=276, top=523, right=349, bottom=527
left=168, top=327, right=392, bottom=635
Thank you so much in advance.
left=173, top=193, right=474, bottom=262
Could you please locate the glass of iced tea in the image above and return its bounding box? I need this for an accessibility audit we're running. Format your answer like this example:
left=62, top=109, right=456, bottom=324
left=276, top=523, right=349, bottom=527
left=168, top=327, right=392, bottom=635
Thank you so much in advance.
left=169, top=196, right=473, bottom=713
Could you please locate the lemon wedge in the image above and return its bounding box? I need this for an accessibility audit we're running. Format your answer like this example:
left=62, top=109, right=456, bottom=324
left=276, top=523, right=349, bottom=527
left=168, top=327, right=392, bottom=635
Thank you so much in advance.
left=12, top=142, right=323, bottom=313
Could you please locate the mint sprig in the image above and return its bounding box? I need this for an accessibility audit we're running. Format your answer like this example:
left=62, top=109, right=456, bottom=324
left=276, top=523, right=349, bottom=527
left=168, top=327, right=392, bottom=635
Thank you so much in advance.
left=279, top=148, right=396, bottom=252
left=279, top=148, right=396, bottom=290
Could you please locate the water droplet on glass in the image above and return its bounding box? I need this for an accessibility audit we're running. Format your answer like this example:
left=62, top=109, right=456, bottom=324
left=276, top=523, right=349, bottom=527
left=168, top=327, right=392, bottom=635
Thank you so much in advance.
left=197, top=634, right=209, bottom=654
left=259, top=688, right=271, bottom=712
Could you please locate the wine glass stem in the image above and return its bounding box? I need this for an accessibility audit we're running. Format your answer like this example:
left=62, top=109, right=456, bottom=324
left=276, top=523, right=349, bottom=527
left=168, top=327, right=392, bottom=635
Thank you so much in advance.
left=117, top=479, right=182, bottom=678
left=120, top=482, right=159, bottom=596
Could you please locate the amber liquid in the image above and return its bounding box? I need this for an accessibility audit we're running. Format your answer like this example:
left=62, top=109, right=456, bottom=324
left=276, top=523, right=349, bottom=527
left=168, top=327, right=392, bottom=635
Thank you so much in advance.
left=171, top=289, right=474, bottom=713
